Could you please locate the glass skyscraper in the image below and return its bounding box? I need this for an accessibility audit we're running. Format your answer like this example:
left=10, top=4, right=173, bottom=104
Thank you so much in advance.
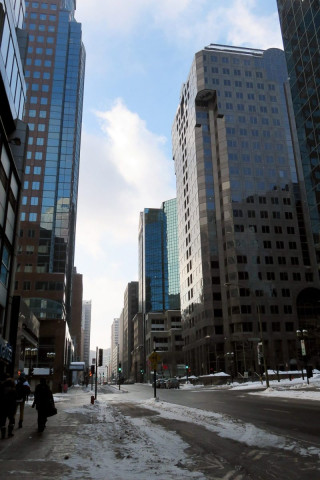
left=15, top=0, right=85, bottom=325
left=12, top=0, right=85, bottom=387
left=277, top=0, right=320, bottom=266
left=138, top=198, right=180, bottom=316
left=0, top=0, right=28, bottom=375
left=172, top=45, right=320, bottom=376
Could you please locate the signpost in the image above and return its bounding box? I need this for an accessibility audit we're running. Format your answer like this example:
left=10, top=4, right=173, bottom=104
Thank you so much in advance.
left=149, top=351, right=161, bottom=398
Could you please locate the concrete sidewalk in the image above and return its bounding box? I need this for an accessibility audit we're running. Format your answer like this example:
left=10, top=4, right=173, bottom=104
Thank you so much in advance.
left=0, top=389, right=91, bottom=479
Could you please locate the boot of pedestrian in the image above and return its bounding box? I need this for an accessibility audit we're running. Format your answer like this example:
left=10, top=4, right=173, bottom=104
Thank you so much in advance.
left=8, top=425, right=14, bottom=437
left=18, top=419, right=23, bottom=428
left=1, top=427, right=6, bottom=439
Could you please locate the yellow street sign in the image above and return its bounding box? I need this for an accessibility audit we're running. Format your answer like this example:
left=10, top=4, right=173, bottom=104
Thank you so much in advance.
left=149, top=352, right=161, bottom=365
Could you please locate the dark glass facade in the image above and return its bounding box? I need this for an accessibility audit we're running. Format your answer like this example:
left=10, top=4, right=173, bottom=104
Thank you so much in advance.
left=0, top=0, right=28, bottom=374
left=277, top=0, right=320, bottom=262
left=139, top=198, right=180, bottom=315
left=15, top=0, right=85, bottom=324
left=172, top=45, right=320, bottom=376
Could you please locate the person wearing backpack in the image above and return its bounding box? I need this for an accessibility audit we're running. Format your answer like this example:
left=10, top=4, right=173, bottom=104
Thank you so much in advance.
left=0, top=376, right=17, bottom=439
left=15, top=372, right=30, bottom=429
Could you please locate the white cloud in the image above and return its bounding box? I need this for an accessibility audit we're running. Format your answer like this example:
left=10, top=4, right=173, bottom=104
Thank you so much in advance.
left=75, top=100, right=175, bottom=346
left=76, top=99, right=175, bottom=252
left=76, top=0, right=281, bottom=51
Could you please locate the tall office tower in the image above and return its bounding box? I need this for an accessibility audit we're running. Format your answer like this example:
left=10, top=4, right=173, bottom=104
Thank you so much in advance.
left=0, top=0, right=28, bottom=375
left=138, top=198, right=180, bottom=316
left=110, top=317, right=119, bottom=379
left=138, top=198, right=181, bottom=375
left=70, top=267, right=82, bottom=361
left=172, top=45, right=320, bottom=376
left=122, top=281, right=138, bottom=380
left=277, top=3, right=320, bottom=267
left=82, top=299, right=91, bottom=368
left=14, top=1, right=85, bottom=377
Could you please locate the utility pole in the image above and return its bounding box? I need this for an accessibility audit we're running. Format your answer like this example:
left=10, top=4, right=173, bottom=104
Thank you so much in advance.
left=95, top=347, right=98, bottom=400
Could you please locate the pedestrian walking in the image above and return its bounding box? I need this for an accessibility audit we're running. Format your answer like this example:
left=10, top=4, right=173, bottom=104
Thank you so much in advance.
left=15, top=372, right=30, bottom=428
left=32, top=378, right=56, bottom=432
left=0, top=377, right=17, bottom=439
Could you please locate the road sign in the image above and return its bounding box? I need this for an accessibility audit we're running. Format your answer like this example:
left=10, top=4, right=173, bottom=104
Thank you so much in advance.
left=149, top=352, right=161, bottom=368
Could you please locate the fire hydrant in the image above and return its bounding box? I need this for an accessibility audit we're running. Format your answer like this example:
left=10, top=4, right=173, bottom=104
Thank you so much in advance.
left=90, top=395, right=94, bottom=405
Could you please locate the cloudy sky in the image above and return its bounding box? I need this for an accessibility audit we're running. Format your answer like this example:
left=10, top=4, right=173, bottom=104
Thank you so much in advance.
left=74, top=0, right=283, bottom=349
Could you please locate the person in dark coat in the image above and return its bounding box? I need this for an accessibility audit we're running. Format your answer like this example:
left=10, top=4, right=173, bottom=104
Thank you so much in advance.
left=0, top=377, right=17, bottom=439
left=15, top=372, right=30, bottom=428
left=32, top=378, right=55, bottom=432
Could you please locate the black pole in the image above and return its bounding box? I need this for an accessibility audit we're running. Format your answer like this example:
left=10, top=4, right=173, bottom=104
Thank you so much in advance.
left=95, top=347, right=98, bottom=400
left=153, top=367, right=157, bottom=398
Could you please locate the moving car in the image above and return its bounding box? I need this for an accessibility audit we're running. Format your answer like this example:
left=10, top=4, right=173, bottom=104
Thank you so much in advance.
left=166, top=378, right=180, bottom=389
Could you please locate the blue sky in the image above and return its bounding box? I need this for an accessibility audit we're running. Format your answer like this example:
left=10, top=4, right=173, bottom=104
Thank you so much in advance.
left=74, top=0, right=283, bottom=349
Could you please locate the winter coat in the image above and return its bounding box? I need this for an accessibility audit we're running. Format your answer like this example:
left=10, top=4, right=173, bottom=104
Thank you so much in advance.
left=16, top=378, right=30, bottom=402
left=33, top=382, right=54, bottom=413
left=0, top=378, right=17, bottom=417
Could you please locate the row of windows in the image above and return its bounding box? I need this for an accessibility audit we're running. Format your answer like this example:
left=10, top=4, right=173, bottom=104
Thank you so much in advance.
left=223, top=101, right=278, bottom=112
left=25, top=12, right=56, bottom=20
left=27, top=23, right=55, bottom=32
left=27, top=83, right=50, bottom=92
left=25, top=70, right=51, bottom=79
left=230, top=255, right=301, bottom=266
left=228, top=140, right=283, bottom=151
left=25, top=2, right=57, bottom=10
left=26, top=58, right=52, bottom=67
left=233, top=210, right=293, bottom=219
left=233, top=225, right=295, bottom=234
left=204, top=54, right=252, bottom=66
left=20, top=212, right=38, bottom=221
left=28, top=136, right=45, bottom=145
left=208, top=67, right=265, bottom=78
left=28, top=34, right=55, bottom=43
left=26, top=151, right=43, bottom=160
left=229, top=321, right=296, bottom=332
left=28, top=123, right=46, bottom=132
left=22, top=196, right=39, bottom=205
left=229, top=271, right=313, bottom=283
left=27, top=46, right=53, bottom=55
left=23, top=181, right=40, bottom=189
left=25, top=166, right=41, bottom=174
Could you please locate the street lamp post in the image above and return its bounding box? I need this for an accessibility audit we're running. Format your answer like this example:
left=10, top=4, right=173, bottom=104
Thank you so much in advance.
left=296, top=329, right=309, bottom=384
left=225, top=352, right=234, bottom=382
left=47, top=352, right=55, bottom=375
left=224, top=282, right=270, bottom=388
left=25, top=347, right=38, bottom=376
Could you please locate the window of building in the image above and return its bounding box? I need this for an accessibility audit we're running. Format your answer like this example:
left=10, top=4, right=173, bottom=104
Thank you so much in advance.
left=23, top=281, right=31, bottom=290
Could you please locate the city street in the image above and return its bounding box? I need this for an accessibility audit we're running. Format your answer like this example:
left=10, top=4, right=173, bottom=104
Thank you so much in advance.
left=0, top=383, right=319, bottom=479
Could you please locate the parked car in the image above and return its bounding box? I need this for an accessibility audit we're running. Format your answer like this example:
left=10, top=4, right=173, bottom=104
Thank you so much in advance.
left=166, top=378, right=180, bottom=389
left=157, top=379, right=167, bottom=389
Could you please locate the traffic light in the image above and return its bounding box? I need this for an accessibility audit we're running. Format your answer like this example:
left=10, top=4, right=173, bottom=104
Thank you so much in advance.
left=89, top=371, right=92, bottom=377
left=140, top=368, right=144, bottom=374
left=98, top=348, right=103, bottom=367
left=185, top=365, right=189, bottom=370
left=30, top=367, right=34, bottom=376
left=49, top=368, right=53, bottom=375
left=90, top=365, right=95, bottom=375
left=118, top=362, right=122, bottom=372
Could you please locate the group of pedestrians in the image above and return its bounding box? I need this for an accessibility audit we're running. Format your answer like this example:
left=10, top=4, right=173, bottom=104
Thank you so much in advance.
left=0, top=372, right=56, bottom=438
